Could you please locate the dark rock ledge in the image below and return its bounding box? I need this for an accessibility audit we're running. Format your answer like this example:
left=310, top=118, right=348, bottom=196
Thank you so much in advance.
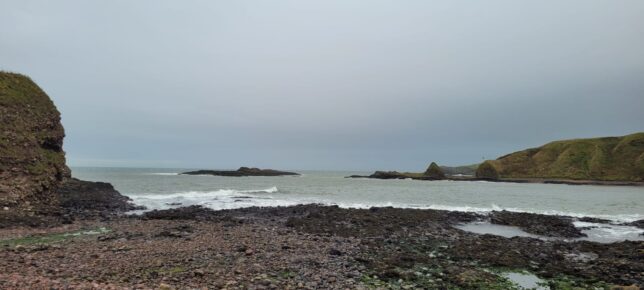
left=58, top=178, right=144, bottom=219
left=181, top=167, right=299, bottom=177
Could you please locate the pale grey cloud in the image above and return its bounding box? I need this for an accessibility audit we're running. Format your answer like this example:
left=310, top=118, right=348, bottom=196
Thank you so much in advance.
left=1, top=0, right=643, bottom=170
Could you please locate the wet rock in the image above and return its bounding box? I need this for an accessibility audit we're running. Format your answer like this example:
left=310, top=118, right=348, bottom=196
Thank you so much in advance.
left=368, top=171, right=408, bottom=179
left=236, top=245, right=249, bottom=252
left=565, top=252, right=598, bottom=263
left=1, top=204, right=641, bottom=289
left=329, top=248, right=343, bottom=256
left=628, top=219, right=644, bottom=229
left=58, top=178, right=143, bottom=219
left=181, top=167, right=299, bottom=177
left=490, top=210, right=586, bottom=238
left=155, top=230, right=188, bottom=238
left=578, top=216, right=613, bottom=224
left=141, top=205, right=221, bottom=221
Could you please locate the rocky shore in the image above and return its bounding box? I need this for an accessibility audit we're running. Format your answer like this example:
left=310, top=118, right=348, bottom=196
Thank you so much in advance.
left=1, top=204, right=642, bottom=289
left=1, top=72, right=642, bottom=289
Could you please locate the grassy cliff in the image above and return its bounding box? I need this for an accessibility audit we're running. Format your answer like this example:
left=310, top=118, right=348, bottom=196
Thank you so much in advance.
left=0, top=72, right=69, bottom=216
left=476, top=133, right=644, bottom=181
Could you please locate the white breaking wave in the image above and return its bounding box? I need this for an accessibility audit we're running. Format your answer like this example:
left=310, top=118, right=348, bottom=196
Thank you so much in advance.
left=240, top=186, right=278, bottom=194
left=324, top=202, right=642, bottom=223
left=133, top=187, right=278, bottom=200
left=130, top=193, right=642, bottom=223
left=127, top=189, right=644, bottom=242
left=129, top=187, right=284, bottom=210
left=573, top=221, right=644, bottom=243
left=127, top=186, right=641, bottom=224
left=456, top=221, right=644, bottom=243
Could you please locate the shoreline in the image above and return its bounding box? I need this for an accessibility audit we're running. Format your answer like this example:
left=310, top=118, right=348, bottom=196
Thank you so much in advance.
left=459, top=177, right=644, bottom=187
left=348, top=175, right=644, bottom=186
left=1, top=204, right=642, bottom=289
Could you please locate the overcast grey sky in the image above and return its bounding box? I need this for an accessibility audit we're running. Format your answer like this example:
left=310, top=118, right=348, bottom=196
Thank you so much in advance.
left=1, top=1, right=643, bottom=170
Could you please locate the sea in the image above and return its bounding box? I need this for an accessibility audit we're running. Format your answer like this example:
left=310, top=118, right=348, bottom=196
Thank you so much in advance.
left=71, top=167, right=643, bottom=223
left=71, top=167, right=644, bottom=243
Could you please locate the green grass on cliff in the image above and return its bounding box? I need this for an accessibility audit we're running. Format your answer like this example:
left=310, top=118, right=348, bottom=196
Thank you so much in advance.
left=0, top=71, right=68, bottom=210
left=0, top=71, right=63, bottom=154
left=0, top=71, right=57, bottom=115
left=480, top=133, right=644, bottom=181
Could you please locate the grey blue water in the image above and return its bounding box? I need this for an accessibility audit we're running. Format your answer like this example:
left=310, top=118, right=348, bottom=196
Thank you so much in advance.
left=72, top=167, right=643, bottom=223
left=71, top=167, right=644, bottom=242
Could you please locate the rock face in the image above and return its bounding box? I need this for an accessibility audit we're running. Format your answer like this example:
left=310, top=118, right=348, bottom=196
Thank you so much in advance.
left=0, top=72, right=144, bottom=228
left=0, top=72, right=70, bottom=217
left=181, top=167, right=299, bottom=177
left=477, top=133, right=644, bottom=181
left=423, top=162, right=446, bottom=179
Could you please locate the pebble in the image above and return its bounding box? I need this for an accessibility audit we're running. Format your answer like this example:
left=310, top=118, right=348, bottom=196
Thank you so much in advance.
left=0, top=205, right=639, bottom=289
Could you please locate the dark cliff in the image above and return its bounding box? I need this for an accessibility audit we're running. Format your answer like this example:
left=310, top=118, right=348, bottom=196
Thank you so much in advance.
left=0, top=72, right=70, bottom=218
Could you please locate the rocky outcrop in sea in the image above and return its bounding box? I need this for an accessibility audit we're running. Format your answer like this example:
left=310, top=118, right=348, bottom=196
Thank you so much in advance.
left=182, top=167, right=299, bottom=177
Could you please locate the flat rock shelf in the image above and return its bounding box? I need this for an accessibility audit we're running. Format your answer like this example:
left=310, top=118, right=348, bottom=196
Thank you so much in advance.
left=181, top=167, right=300, bottom=177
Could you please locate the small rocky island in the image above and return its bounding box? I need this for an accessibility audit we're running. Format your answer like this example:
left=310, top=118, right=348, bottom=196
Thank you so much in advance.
left=181, top=167, right=299, bottom=177
left=348, top=162, right=448, bottom=180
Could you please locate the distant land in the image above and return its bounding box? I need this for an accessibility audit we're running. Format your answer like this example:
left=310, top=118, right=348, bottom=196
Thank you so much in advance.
left=347, top=162, right=452, bottom=180
left=350, top=133, right=644, bottom=185
left=476, top=132, right=644, bottom=182
left=181, top=167, right=300, bottom=177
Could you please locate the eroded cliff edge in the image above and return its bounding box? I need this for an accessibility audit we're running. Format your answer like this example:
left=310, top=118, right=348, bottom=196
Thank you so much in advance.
left=0, top=72, right=70, bottom=221
left=0, top=72, right=137, bottom=227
